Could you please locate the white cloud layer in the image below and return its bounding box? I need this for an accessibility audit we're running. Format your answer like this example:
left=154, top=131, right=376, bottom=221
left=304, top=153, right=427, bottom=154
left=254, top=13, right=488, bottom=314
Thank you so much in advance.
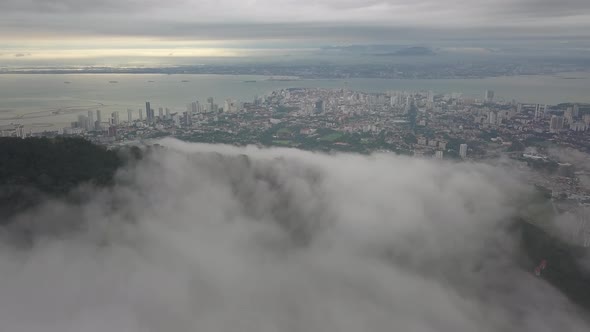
left=0, top=140, right=588, bottom=331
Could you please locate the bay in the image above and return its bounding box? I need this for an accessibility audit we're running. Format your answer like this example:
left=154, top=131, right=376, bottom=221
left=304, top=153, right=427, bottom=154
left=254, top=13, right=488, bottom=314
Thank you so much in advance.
left=0, top=73, right=588, bottom=131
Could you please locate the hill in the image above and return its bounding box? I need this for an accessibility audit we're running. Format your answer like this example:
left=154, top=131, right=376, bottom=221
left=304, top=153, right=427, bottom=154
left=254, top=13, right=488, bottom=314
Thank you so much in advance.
left=519, top=219, right=590, bottom=310
left=0, top=137, right=122, bottom=220
left=373, top=46, right=436, bottom=56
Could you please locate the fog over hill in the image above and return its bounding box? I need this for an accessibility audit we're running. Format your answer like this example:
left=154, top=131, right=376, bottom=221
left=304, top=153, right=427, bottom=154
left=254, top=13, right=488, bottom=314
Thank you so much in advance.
left=0, top=138, right=588, bottom=331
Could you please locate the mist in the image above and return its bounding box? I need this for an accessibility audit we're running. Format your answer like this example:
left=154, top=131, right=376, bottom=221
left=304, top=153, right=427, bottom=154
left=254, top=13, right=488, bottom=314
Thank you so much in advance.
left=548, top=147, right=590, bottom=188
left=0, top=139, right=588, bottom=332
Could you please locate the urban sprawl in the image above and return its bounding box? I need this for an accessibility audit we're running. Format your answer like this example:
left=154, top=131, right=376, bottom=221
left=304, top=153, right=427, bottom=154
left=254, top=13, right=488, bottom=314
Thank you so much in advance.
left=2, top=88, right=590, bottom=240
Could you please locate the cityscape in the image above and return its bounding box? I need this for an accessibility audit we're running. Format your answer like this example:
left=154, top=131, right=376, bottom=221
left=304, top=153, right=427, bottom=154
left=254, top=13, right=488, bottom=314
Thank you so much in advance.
left=3, top=87, right=589, bottom=226
left=2, top=0, right=590, bottom=329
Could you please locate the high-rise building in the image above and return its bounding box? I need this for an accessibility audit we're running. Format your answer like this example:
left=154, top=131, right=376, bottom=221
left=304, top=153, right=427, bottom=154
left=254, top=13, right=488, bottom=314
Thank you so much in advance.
left=550, top=115, right=564, bottom=133
left=564, top=107, right=574, bottom=124
left=158, top=107, right=164, bottom=119
left=435, top=150, right=444, bottom=160
left=573, top=104, right=580, bottom=117
left=139, top=108, right=144, bottom=121
left=77, top=114, right=89, bottom=130
left=485, top=90, right=495, bottom=103
left=207, top=97, right=215, bottom=112
left=534, top=104, right=543, bottom=121
left=543, top=105, right=549, bottom=118
left=517, top=103, right=523, bottom=113
left=488, top=111, right=498, bottom=125
left=390, top=96, right=399, bottom=107
left=78, top=113, right=91, bottom=131
left=146, top=102, right=154, bottom=123
left=315, top=100, right=325, bottom=114
left=96, top=110, right=102, bottom=129
left=87, top=111, right=94, bottom=130
left=111, top=111, right=120, bottom=126
left=497, top=112, right=504, bottom=125
left=191, top=102, right=198, bottom=114
left=427, top=91, right=434, bottom=103
left=127, top=109, right=133, bottom=123
left=183, top=111, right=192, bottom=127
left=460, top=144, right=468, bottom=159
left=571, top=122, right=587, bottom=132
left=16, top=125, right=26, bottom=139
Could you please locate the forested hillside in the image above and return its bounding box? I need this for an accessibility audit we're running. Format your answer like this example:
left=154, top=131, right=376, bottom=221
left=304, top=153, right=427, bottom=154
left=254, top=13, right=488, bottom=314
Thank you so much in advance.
left=0, top=137, right=122, bottom=220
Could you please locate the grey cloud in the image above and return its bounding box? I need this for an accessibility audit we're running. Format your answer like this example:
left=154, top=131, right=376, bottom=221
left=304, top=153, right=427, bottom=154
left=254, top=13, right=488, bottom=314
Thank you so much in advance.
left=2, top=0, right=588, bottom=18
left=0, top=140, right=588, bottom=331
left=1, top=17, right=588, bottom=45
left=493, top=0, right=590, bottom=18
left=300, top=0, right=389, bottom=10
left=0, top=0, right=589, bottom=31
left=0, top=0, right=174, bottom=13
left=0, top=0, right=589, bottom=49
left=14, top=53, right=31, bottom=57
left=548, top=146, right=590, bottom=167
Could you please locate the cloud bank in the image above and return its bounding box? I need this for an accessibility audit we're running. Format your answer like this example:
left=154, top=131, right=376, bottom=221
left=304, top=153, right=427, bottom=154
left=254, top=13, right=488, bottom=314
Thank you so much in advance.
left=2, top=0, right=589, bottom=25
left=0, top=139, right=588, bottom=331
left=1, top=0, right=589, bottom=64
left=0, top=0, right=589, bottom=53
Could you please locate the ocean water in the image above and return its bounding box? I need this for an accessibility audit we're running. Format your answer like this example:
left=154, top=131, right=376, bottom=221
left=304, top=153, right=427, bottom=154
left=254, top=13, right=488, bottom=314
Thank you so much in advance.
left=0, top=73, right=589, bottom=131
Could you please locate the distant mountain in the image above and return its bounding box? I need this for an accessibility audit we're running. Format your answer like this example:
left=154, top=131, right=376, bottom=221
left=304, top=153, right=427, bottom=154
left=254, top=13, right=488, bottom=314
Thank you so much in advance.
left=373, top=46, right=436, bottom=56
left=318, top=44, right=437, bottom=57
left=321, top=44, right=435, bottom=55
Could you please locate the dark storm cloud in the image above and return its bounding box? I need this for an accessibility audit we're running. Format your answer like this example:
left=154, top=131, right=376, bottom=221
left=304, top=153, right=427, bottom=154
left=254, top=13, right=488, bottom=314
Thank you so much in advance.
left=0, top=140, right=588, bottom=331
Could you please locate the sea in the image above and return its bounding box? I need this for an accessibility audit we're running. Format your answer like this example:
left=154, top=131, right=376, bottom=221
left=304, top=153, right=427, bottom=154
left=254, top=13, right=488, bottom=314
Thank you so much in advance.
left=0, top=72, right=589, bottom=131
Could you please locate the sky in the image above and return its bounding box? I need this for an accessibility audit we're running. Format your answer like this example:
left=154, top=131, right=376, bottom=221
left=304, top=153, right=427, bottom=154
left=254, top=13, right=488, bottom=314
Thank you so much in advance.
left=1, top=0, right=590, bottom=64
left=1, top=139, right=589, bottom=331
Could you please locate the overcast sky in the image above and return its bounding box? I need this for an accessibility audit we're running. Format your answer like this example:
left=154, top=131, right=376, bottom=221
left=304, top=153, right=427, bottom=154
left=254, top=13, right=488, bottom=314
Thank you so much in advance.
left=1, top=0, right=589, bottom=63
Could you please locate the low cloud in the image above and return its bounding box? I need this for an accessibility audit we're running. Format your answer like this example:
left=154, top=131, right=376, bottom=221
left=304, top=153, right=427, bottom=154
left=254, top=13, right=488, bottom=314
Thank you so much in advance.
left=548, top=146, right=590, bottom=187
left=548, top=146, right=590, bottom=165
left=14, top=53, right=31, bottom=57
left=0, top=139, right=588, bottom=331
